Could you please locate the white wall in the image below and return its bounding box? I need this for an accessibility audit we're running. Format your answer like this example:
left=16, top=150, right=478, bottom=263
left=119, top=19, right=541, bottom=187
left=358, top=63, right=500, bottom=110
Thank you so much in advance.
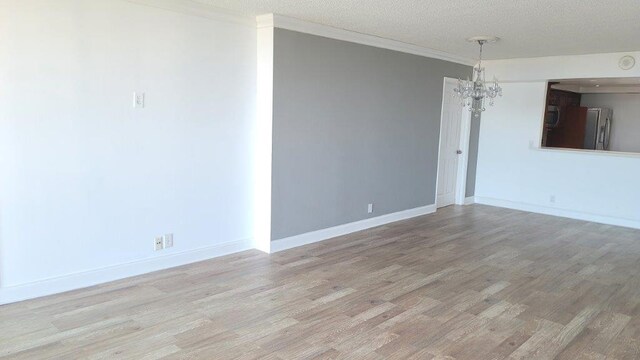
left=0, top=0, right=256, bottom=302
left=475, top=51, right=640, bottom=228
left=581, top=93, right=640, bottom=153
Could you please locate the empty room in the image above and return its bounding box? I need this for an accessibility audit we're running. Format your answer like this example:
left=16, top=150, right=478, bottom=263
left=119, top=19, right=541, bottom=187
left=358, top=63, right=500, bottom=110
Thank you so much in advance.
left=2, top=0, right=640, bottom=359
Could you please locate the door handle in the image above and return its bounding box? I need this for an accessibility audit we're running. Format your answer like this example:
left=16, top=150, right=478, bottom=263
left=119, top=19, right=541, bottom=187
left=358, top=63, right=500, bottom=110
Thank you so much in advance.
left=599, top=126, right=605, bottom=144
left=603, top=118, right=611, bottom=150
left=456, top=150, right=463, bottom=154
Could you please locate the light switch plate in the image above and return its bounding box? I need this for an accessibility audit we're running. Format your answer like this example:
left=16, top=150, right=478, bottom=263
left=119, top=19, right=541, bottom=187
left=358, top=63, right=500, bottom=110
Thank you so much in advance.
left=163, top=233, right=173, bottom=248
left=133, top=92, right=145, bottom=108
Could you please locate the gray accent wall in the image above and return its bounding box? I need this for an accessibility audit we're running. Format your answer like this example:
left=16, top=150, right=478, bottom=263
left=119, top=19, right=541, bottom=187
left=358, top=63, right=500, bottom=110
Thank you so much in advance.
left=465, top=115, right=481, bottom=198
left=271, top=29, right=473, bottom=240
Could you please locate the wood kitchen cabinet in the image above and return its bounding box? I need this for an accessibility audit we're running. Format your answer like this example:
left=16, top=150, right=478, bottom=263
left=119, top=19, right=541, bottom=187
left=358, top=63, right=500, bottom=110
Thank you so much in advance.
left=546, top=106, right=588, bottom=148
left=544, top=85, right=587, bottom=149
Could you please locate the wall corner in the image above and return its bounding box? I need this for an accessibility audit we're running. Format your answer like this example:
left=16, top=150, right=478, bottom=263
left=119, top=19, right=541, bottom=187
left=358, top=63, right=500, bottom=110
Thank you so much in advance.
left=254, top=18, right=275, bottom=253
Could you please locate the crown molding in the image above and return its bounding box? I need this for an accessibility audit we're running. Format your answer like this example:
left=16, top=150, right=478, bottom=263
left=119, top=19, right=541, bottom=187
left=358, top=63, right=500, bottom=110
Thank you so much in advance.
left=256, top=13, right=276, bottom=29
left=258, top=14, right=475, bottom=66
left=124, top=0, right=256, bottom=27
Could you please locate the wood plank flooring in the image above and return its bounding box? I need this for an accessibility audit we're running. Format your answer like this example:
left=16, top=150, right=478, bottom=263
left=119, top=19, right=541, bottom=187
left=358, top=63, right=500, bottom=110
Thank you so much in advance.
left=2, top=204, right=640, bottom=359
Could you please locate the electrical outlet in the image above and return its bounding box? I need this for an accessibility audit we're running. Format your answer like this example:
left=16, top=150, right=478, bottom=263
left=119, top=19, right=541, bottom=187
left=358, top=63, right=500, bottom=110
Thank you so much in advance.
left=367, top=203, right=374, bottom=214
left=133, top=92, right=145, bottom=108
left=163, top=233, right=173, bottom=248
left=154, top=236, right=164, bottom=251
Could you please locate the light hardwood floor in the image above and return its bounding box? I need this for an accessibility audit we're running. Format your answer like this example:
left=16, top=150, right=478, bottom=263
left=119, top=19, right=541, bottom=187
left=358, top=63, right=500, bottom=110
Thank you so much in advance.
left=2, top=205, right=640, bottom=359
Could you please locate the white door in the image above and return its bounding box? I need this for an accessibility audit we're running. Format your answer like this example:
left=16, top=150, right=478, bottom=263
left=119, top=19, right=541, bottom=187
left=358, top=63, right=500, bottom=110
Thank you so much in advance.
left=436, top=78, right=466, bottom=208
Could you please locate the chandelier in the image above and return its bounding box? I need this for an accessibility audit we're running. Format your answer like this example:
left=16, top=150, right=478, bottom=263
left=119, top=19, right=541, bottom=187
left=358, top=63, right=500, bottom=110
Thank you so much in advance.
left=454, top=36, right=502, bottom=117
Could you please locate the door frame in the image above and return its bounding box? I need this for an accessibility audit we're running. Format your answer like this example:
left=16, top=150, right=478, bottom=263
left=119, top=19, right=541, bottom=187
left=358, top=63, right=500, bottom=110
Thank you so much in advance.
left=435, top=77, right=472, bottom=207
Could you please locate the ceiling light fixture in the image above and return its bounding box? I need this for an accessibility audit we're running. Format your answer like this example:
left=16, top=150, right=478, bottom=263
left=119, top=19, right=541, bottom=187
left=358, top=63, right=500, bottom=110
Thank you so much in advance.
left=454, top=36, right=502, bottom=117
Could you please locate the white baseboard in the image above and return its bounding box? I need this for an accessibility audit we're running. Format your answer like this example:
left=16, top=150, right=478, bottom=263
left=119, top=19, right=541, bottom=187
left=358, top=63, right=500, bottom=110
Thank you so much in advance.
left=475, top=196, right=640, bottom=230
left=464, top=196, right=475, bottom=205
left=0, top=238, right=253, bottom=305
left=270, top=204, right=437, bottom=253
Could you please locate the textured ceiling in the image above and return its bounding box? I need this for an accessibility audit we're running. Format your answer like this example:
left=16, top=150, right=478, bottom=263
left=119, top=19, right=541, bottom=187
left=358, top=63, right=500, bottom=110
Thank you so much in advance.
left=192, top=0, right=640, bottom=60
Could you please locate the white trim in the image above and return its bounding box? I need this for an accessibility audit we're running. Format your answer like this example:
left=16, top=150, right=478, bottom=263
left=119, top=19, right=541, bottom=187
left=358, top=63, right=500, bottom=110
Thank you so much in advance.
left=123, top=0, right=256, bottom=26
left=270, top=204, right=436, bottom=253
left=475, top=196, right=640, bottom=230
left=258, top=14, right=474, bottom=66
left=434, top=79, right=446, bottom=208
left=436, top=78, right=470, bottom=209
left=256, top=13, right=276, bottom=29
left=0, top=239, right=253, bottom=305
left=455, top=98, right=472, bottom=205
left=254, top=24, right=275, bottom=254
left=464, top=196, right=475, bottom=205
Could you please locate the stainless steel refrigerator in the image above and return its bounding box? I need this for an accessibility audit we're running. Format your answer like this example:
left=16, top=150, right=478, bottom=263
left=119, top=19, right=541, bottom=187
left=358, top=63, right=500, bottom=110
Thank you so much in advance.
left=583, top=108, right=612, bottom=150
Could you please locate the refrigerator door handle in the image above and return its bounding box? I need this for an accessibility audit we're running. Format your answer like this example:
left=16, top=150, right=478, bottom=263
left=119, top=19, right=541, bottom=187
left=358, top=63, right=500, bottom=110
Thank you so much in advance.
left=603, top=118, right=611, bottom=150
left=598, top=125, right=605, bottom=144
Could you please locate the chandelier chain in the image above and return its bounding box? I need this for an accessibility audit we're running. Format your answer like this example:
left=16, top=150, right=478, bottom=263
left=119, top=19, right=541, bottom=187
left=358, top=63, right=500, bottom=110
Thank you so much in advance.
left=477, top=40, right=484, bottom=69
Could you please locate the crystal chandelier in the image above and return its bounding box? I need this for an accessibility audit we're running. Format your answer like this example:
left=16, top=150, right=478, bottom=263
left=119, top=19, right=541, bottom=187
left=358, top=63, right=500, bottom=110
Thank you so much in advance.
left=454, top=36, right=502, bottom=117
